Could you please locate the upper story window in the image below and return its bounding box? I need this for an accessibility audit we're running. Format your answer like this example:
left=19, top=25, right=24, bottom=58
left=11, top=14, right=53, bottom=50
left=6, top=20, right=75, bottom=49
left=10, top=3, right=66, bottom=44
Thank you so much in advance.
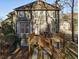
left=26, top=11, right=30, bottom=18
left=18, top=11, right=25, bottom=17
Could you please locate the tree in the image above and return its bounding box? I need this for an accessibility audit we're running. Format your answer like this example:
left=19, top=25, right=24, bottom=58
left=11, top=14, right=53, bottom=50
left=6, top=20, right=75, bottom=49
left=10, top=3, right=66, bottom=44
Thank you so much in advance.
left=0, top=18, right=20, bottom=53
left=58, top=0, right=77, bottom=42
left=1, top=19, right=15, bottom=35
left=5, top=33, right=20, bottom=53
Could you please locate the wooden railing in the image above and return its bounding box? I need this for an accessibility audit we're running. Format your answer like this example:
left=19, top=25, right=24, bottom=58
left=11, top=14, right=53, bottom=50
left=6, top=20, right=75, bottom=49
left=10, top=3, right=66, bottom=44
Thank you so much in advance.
left=66, top=41, right=78, bottom=59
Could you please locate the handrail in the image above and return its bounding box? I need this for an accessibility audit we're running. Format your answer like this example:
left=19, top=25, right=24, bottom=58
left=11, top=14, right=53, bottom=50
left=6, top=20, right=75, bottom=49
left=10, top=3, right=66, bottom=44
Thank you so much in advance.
left=12, top=48, right=21, bottom=55
left=64, top=40, right=78, bottom=59
left=66, top=48, right=77, bottom=59
left=67, top=47, right=78, bottom=57
left=70, top=41, right=78, bottom=47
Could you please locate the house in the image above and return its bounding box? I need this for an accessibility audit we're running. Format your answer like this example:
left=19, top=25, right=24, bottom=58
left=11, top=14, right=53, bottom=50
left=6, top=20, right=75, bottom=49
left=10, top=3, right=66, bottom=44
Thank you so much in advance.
left=60, top=20, right=71, bottom=34
left=60, top=12, right=78, bottom=34
left=4, top=0, right=60, bottom=47
left=6, top=0, right=60, bottom=38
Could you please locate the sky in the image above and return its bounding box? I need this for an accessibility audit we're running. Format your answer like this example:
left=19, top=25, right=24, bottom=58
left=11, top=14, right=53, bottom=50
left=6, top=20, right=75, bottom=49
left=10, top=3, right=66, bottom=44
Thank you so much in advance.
left=0, top=0, right=34, bottom=18
left=0, top=0, right=77, bottom=19
left=0, top=0, right=55, bottom=18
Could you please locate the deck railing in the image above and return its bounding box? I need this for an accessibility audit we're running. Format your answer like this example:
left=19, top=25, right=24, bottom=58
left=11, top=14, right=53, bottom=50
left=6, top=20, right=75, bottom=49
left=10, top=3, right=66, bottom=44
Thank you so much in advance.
left=65, top=41, right=78, bottom=59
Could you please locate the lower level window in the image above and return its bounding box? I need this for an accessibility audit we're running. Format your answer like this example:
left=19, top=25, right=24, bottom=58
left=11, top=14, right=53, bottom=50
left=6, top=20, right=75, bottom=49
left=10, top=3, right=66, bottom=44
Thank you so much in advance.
left=20, top=22, right=29, bottom=33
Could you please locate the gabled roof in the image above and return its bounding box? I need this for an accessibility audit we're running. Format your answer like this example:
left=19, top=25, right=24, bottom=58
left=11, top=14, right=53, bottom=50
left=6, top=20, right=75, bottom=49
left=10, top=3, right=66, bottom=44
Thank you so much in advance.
left=14, top=1, right=60, bottom=11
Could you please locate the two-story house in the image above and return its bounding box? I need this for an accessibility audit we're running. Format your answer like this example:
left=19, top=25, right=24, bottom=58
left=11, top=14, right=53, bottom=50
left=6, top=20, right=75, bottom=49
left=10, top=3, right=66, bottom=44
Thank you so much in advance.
left=6, top=0, right=60, bottom=39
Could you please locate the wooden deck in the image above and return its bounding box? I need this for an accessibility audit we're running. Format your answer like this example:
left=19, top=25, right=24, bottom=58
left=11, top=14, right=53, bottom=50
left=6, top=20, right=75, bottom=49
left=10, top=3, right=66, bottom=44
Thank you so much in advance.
left=0, top=41, right=78, bottom=59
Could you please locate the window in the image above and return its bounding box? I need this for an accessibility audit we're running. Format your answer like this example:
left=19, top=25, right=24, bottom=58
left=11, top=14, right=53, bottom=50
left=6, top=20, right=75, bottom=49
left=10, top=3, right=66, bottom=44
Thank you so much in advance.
left=25, top=11, right=30, bottom=19
left=32, top=11, right=47, bottom=34
left=20, top=22, right=29, bottom=33
left=32, top=11, right=46, bottom=25
left=18, top=11, right=25, bottom=17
